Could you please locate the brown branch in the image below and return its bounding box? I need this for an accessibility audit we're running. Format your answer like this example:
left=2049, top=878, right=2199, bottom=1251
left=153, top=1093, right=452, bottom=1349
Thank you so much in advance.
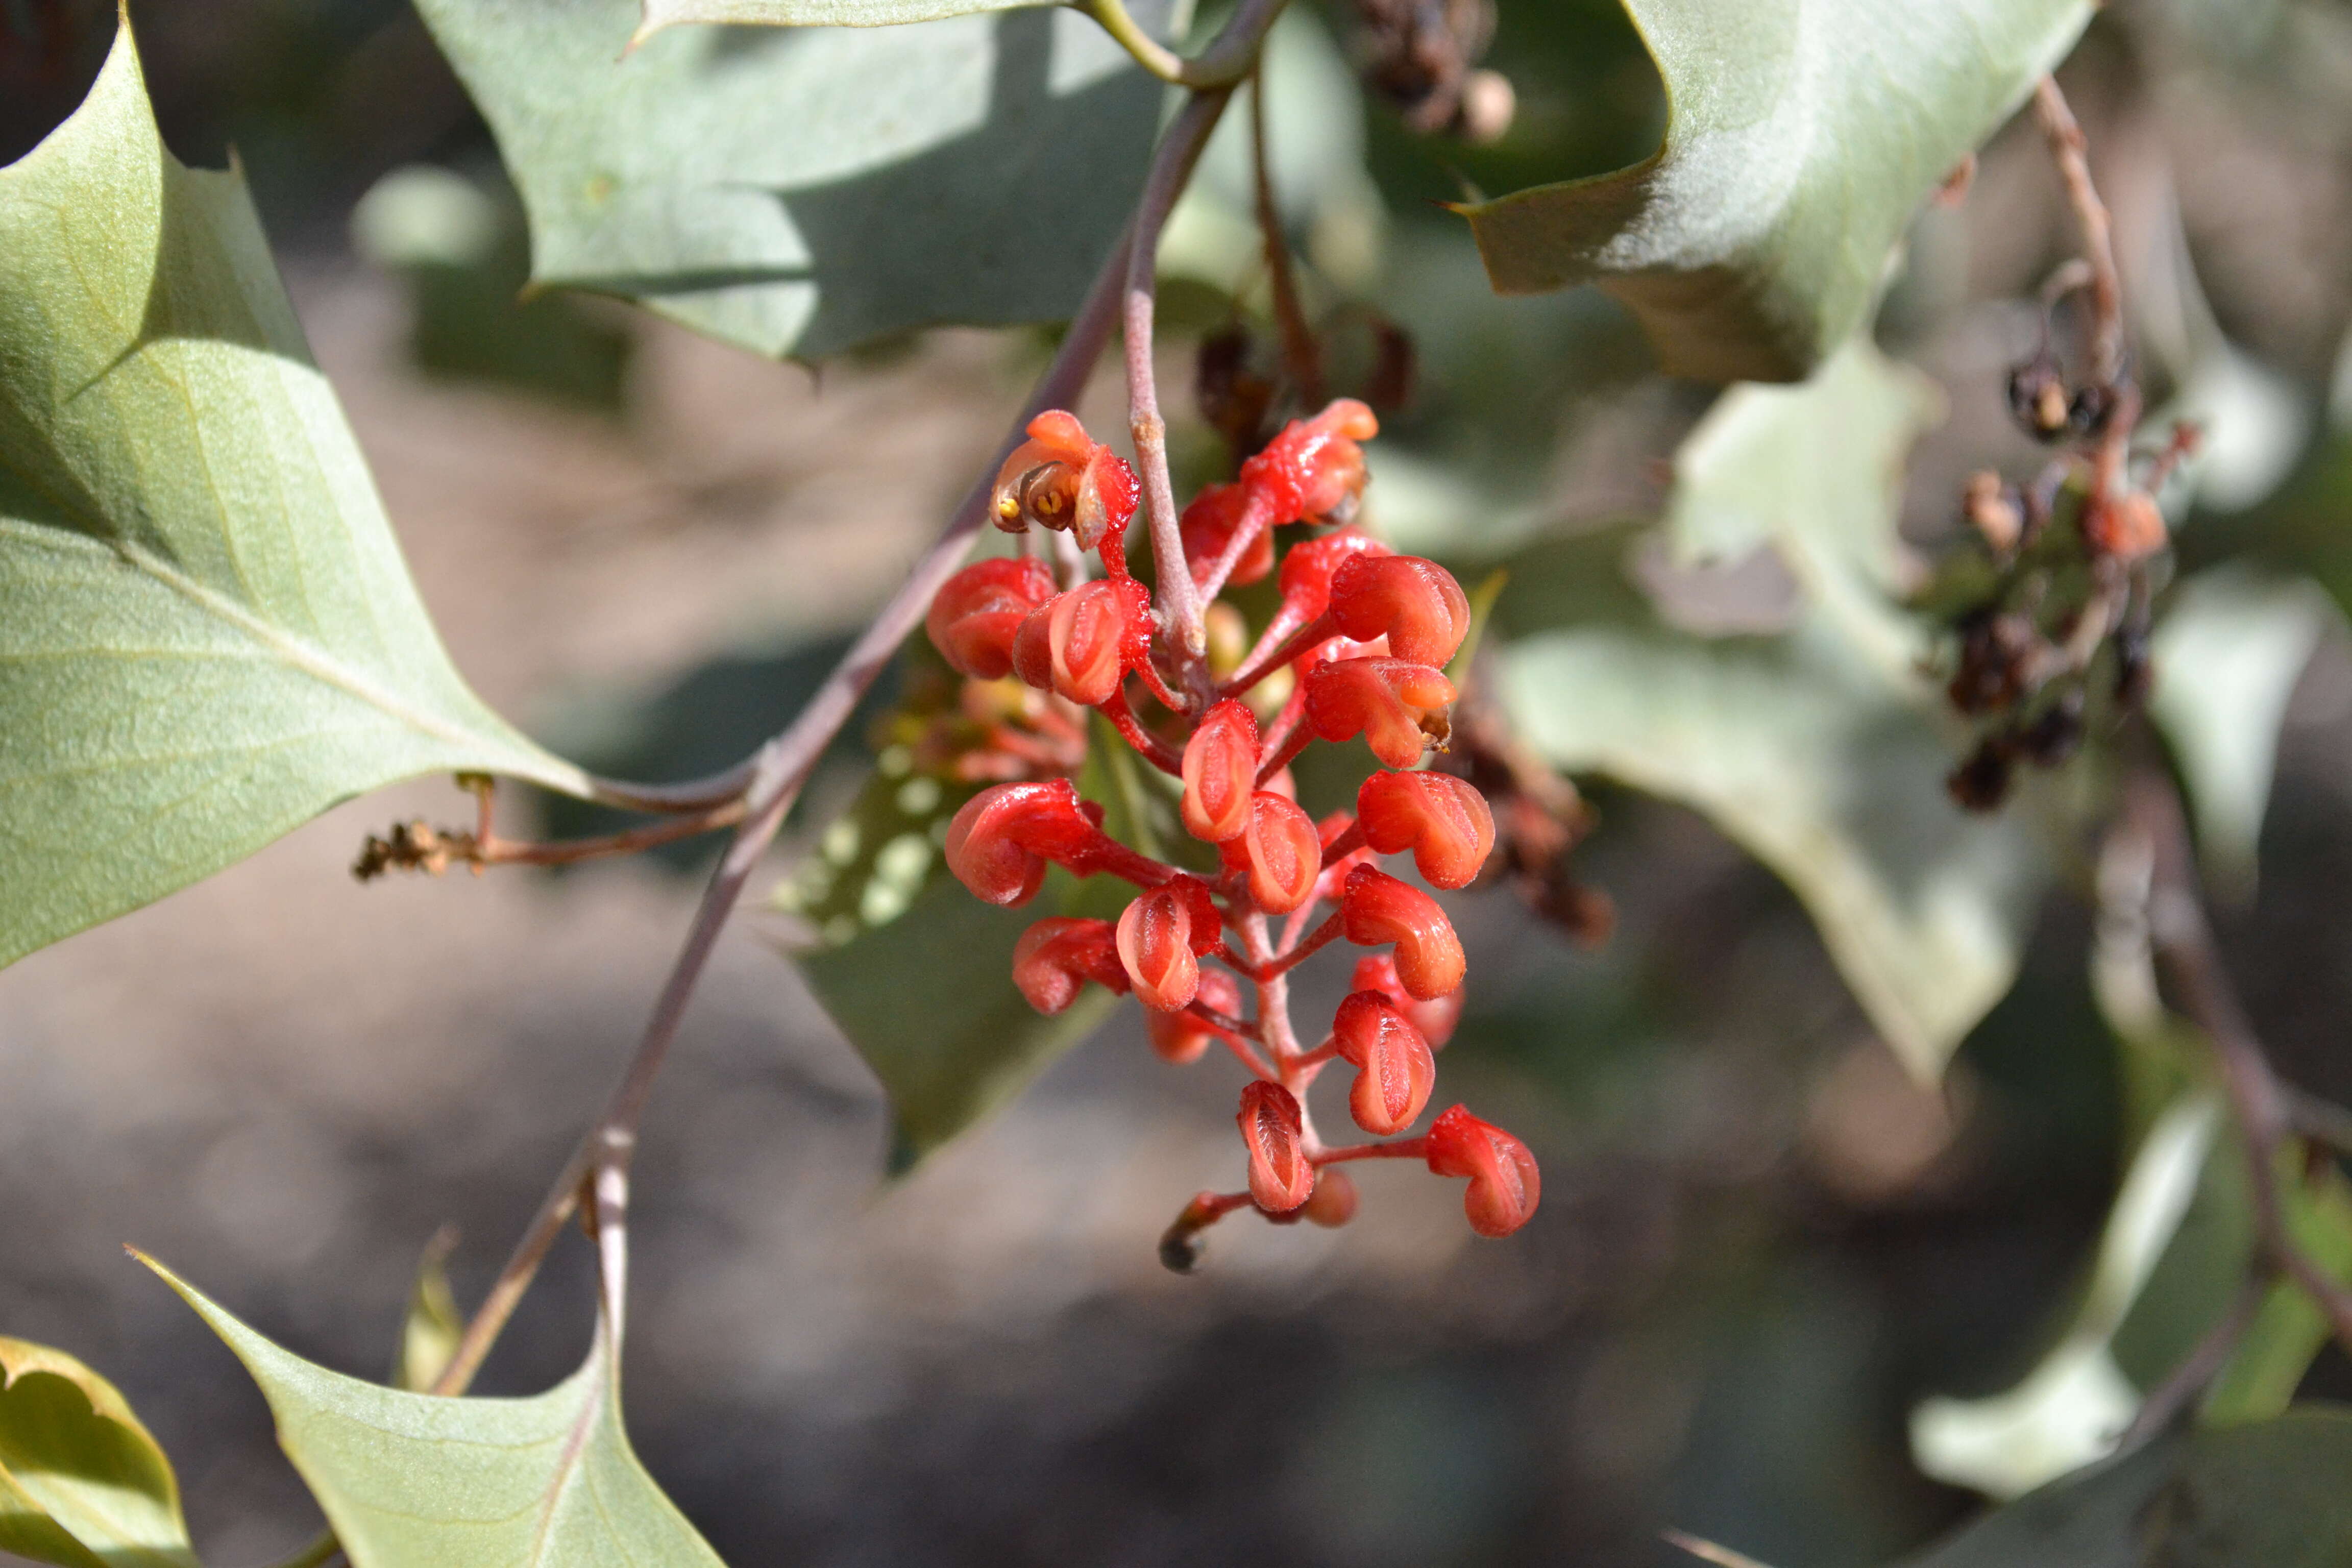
left=2032, top=75, right=2124, bottom=389
left=1128, top=89, right=1235, bottom=698
left=2131, top=774, right=2352, bottom=1356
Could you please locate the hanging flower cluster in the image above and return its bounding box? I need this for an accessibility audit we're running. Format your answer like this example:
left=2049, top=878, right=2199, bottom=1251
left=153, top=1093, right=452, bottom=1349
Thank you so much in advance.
left=925, top=401, right=1536, bottom=1266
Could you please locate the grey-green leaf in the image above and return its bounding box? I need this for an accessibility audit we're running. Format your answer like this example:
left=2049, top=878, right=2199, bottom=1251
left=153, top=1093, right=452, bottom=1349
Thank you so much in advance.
left=800, top=874, right=1118, bottom=1170
left=1900, top=1407, right=2352, bottom=1568
left=0, top=19, right=594, bottom=970
left=641, top=0, right=1051, bottom=28
left=0, top=1336, right=199, bottom=1568
left=1461, top=0, right=2093, bottom=381
left=415, top=0, right=1175, bottom=361
left=389, top=1230, right=464, bottom=1394
left=143, top=1255, right=726, bottom=1568
left=1499, top=345, right=2048, bottom=1078
left=2150, top=566, right=2336, bottom=899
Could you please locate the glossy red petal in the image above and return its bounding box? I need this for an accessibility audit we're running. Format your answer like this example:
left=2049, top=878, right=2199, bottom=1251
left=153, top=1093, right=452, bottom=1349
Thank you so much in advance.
left=1117, top=887, right=1202, bottom=1012
left=1332, top=990, right=1436, bottom=1135
left=1356, top=770, right=1496, bottom=889
left=1424, top=1104, right=1540, bottom=1238
left=1238, top=1081, right=1313, bottom=1212
left=1340, top=865, right=1465, bottom=999
left=1181, top=700, right=1260, bottom=843
left=1328, top=555, right=1472, bottom=668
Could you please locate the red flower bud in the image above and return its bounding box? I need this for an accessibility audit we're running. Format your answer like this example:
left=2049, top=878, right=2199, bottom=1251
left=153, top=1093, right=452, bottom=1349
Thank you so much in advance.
left=1181, top=482, right=1275, bottom=587
left=1424, top=1104, right=1540, bottom=1238
left=1328, top=555, right=1471, bottom=668
left=944, top=779, right=1098, bottom=905
left=1238, top=1081, right=1314, bottom=1212
left=1181, top=700, right=1259, bottom=843
left=1355, top=770, right=1495, bottom=890
left=1353, top=953, right=1464, bottom=1047
left=990, top=410, right=1139, bottom=553
left=1302, top=1167, right=1359, bottom=1228
left=1220, top=790, right=1321, bottom=914
left=1147, top=967, right=1241, bottom=1064
left=1276, top=528, right=1391, bottom=627
left=1331, top=991, right=1436, bottom=1135
left=1011, top=578, right=1148, bottom=707
left=1340, top=865, right=1464, bottom=999
left=1240, top=399, right=1379, bottom=524
left=1303, top=658, right=1455, bottom=769
left=1118, top=886, right=1203, bottom=1012
left=926, top=556, right=1057, bottom=680
left=1012, top=918, right=1129, bottom=1015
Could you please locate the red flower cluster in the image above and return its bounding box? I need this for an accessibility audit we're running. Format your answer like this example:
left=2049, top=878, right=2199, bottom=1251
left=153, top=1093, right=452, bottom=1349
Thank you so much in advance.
left=927, top=401, right=1536, bottom=1264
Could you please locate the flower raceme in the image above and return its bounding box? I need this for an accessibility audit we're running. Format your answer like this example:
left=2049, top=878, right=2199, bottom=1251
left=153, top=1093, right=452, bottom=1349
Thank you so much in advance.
left=920, top=401, right=1538, bottom=1260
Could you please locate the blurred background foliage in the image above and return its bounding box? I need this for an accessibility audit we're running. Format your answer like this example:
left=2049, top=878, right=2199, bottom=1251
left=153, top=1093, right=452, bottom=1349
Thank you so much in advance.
left=9, top=0, right=2352, bottom=1564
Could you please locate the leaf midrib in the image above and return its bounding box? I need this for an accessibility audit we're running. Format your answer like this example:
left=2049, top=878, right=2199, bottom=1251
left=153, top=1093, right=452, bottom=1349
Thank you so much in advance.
left=0, top=515, right=536, bottom=770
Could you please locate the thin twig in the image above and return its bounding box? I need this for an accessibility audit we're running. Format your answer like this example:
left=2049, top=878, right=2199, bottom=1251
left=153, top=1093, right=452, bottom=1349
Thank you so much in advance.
left=1079, top=0, right=1287, bottom=89
left=2133, top=774, right=2352, bottom=1354
left=1250, top=71, right=1324, bottom=406
left=2118, top=1269, right=2270, bottom=1449
left=1127, top=88, right=1238, bottom=696
left=2032, top=75, right=2123, bottom=388
left=428, top=215, right=1138, bottom=1400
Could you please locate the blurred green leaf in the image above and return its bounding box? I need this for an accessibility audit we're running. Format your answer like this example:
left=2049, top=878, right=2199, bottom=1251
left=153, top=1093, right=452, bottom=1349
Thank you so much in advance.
left=800, top=873, right=1119, bottom=1171
left=352, top=165, right=633, bottom=412
left=389, top=1230, right=463, bottom=1395
left=2203, top=1164, right=2352, bottom=1424
left=1460, top=0, right=2091, bottom=381
left=1913, top=1092, right=2220, bottom=1500
left=1900, top=1406, right=2352, bottom=1567
left=1499, top=345, right=2049, bottom=1078
left=2150, top=567, right=2335, bottom=899
left=0, top=1337, right=197, bottom=1568
left=416, top=0, right=1176, bottom=361
left=0, top=19, right=594, bottom=972
left=781, top=699, right=1143, bottom=1167
left=144, top=1255, right=725, bottom=1568
left=642, top=0, right=1062, bottom=28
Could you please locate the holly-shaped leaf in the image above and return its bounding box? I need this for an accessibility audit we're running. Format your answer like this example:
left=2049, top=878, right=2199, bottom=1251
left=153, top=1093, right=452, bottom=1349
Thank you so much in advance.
left=1900, top=1406, right=2352, bottom=1567
left=0, top=17, right=595, bottom=971
left=0, top=1337, right=198, bottom=1568
left=414, top=0, right=1175, bottom=361
left=142, top=1255, right=724, bottom=1568
left=1461, top=0, right=2093, bottom=382
left=1499, top=344, right=2048, bottom=1078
